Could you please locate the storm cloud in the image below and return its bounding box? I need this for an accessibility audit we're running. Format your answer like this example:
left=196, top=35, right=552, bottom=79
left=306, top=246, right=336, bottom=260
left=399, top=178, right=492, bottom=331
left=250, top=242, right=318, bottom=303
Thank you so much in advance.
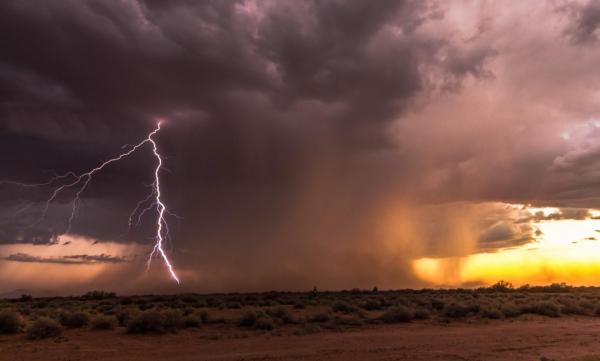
left=1, top=0, right=600, bottom=293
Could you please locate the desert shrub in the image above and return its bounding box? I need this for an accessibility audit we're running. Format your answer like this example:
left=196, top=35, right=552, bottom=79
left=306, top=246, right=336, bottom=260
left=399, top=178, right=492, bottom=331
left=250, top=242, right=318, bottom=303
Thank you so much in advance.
left=521, top=301, right=561, bottom=317
left=162, top=310, right=183, bottom=331
left=443, top=303, right=479, bottom=318
left=379, top=306, right=414, bottom=323
left=227, top=302, right=242, bottom=309
left=579, top=300, right=596, bottom=313
left=559, top=299, right=587, bottom=315
left=116, top=307, right=138, bottom=327
left=91, top=315, right=116, bottom=330
left=254, top=316, right=276, bottom=330
left=266, top=307, right=295, bottom=324
left=183, top=314, right=201, bottom=328
left=198, top=310, right=210, bottom=323
left=126, top=310, right=167, bottom=334
left=501, top=303, right=522, bottom=318
left=413, top=308, right=431, bottom=320
left=293, top=302, right=306, bottom=309
left=331, top=301, right=359, bottom=314
left=238, top=310, right=259, bottom=327
left=334, top=316, right=365, bottom=327
left=26, top=317, right=62, bottom=340
left=430, top=299, right=445, bottom=310
left=360, top=298, right=383, bottom=311
left=489, top=280, right=514, bottom=292
left=481, top=307, right=503, bottom=319
left=19, top=294, right=33, bottom=302
left=59, top=311, right=91, bottom=328
left=82, top=290, right=116, bottom=300
left=238, top=310, right=276, bottom=330
left=0, top=310, right=22, bottom=334
left=309, top=312, right=331, bottom=323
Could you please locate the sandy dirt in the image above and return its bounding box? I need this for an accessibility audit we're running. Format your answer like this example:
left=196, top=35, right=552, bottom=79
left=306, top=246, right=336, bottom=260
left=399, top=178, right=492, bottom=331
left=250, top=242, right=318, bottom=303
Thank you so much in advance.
left=2, top=317, right=600, bottom=361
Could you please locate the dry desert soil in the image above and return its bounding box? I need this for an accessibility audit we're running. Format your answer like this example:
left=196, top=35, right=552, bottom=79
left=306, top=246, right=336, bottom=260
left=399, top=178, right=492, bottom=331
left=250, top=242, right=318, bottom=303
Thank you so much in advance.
left=3, top=317, right=600, bottom=361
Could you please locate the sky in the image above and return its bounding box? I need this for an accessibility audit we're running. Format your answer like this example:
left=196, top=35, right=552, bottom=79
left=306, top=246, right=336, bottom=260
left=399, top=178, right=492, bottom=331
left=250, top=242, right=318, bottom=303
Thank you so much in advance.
left=2, top=0, right=600, bottom=295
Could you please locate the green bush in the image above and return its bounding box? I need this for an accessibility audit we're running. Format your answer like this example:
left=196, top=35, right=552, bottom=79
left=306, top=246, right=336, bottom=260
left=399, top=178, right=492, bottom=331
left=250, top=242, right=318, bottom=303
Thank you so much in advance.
left=443, top=303, right=479, bottom=318
left=126, top=310, right=166, bottom=334
left=309, top=312, right=331, bottom=323
left=379, top=306, right=414, bottom=323
left=254, top=316, right=276, bottom=330
left=0, top=310, right=22, bottom=334
left=91, top=315, right=116, bottom=330
left=331, top=301, right=359, bottom=314
left=413, top=308, right=431, bottom=320
left=481, top=307, right=503, bottom=319
left=521, top=301, right=561, bottom=317
left=238, top=310, right=259, bottom=327
left=161, top=310, right=183, bottom=331
left=266, top=307, right=295, bottom=324
left=59, top=311, right=91, bottom=328
left=238, top=310, right=276, bottom=330
left=116, top=307, right=139, bottom=327
left=26, top=317, right=62, bottom=340
left=183, top=314, right=201, bottom=328
left=82, top=290, right=116, bottom=300
left=501, top=304, right=522, bottom=318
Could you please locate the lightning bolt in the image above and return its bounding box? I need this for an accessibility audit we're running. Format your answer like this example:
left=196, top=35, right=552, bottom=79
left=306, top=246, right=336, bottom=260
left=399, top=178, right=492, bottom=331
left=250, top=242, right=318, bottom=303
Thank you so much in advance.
left=1, top=121, right=180, bottom=284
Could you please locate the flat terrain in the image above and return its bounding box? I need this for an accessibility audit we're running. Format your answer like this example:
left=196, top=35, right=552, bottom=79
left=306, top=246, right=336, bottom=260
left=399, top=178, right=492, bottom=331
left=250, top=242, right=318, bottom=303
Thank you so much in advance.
left=3, top=317, right=600, bottom=361
left=5, top=286, right=600, bottom=360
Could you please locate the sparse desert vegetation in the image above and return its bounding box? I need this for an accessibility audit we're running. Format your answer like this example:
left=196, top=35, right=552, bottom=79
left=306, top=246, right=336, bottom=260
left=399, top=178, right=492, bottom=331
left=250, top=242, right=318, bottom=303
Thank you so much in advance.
left=2, top=282, right=600, bottom=341
left=3, top=283, right=600, bottom=360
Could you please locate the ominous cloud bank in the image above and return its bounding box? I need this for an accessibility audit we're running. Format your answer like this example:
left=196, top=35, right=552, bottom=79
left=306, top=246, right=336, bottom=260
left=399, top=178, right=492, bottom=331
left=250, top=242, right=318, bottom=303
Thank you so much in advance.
left=1, top=0, right=600, bottom=293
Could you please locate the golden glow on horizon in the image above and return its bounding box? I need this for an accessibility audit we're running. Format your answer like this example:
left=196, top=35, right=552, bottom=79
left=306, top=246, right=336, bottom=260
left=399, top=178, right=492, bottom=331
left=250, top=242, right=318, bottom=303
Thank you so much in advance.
left=413, top=206, right=600, bottom=286
left=0, top=236, right=145, bottom=290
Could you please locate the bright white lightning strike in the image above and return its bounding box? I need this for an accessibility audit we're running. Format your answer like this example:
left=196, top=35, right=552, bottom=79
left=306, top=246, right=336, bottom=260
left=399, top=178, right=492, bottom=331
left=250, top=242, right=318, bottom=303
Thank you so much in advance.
left=2, top=121, right=180, bottom=284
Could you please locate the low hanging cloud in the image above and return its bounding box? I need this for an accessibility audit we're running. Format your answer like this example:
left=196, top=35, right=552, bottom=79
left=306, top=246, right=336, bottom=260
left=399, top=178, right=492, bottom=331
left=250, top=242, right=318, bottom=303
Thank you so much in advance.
left=5, top=252, right=128, bottom=265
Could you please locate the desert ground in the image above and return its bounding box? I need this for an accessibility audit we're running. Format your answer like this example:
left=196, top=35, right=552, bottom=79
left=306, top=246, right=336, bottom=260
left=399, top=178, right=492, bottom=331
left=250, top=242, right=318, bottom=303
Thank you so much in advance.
left=3, top=284, right=600, bottom=361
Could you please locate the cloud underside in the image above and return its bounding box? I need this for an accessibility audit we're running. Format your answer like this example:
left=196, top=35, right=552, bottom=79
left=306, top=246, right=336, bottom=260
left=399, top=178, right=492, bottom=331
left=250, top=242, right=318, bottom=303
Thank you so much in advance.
left=4, top=253, right=128, bottom=265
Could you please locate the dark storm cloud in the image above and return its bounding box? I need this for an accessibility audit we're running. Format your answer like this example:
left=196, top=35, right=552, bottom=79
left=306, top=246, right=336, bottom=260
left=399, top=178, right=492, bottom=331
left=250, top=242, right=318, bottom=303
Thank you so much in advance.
left=1, top=0, right=566, bottom=292
left=561, top=0, right=600, bottom=45
left=5, top=252, right=127, bottom=264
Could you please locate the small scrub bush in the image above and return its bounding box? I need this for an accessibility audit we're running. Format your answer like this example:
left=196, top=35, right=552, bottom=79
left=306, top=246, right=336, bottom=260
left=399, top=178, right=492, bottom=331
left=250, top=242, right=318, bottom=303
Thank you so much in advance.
left=183, top=314, right=202, bottom=328
left=379, top=306, right=414, bottom=323
left=501, top=304, right=522, bottom=318
left=309, top=312, right=331, bottom=323
left=91, top=315, right=116, bottom=330
left=360, top=298, right=383, bottom=311
left=443, top=303, right=479, bottom=318
left=161, top=310, right=183, bottom=332
left=59, top=311, right=91, bottom=328
left=198, top=310, right=210, bottom=323
left=331, top=301, right=359, bottom=314
left=26, top=317, right=62, bottom=340
left=521, top=301, right=561, bottom=318
left=116, top=307, right=138, bottom=327
left=254, top=316, right=276, bottom=330
left=413, top=308, right=431, bottom=320
left=481, top=307, right=503, bottom=319
left=126, top=310, right=167, bottom=334
left=238, top=310, right=276, bottom=330
left=0, top=310, right=22, bottom=334
left=238, top=310, right=259, bottom=327
left=266, top=307, right=295, bottom=324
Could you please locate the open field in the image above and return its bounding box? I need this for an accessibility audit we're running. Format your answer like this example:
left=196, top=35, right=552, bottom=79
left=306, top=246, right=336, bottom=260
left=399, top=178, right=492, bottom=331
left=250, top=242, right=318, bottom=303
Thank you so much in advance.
left=4, top=284, right=600, bottom=360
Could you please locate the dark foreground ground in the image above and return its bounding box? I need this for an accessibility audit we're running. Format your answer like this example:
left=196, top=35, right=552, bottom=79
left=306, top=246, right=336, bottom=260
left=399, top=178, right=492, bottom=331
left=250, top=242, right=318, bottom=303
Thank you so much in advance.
left=3, top=317, right=600, bottom=361
left=3, top=285, right=600, bottom=360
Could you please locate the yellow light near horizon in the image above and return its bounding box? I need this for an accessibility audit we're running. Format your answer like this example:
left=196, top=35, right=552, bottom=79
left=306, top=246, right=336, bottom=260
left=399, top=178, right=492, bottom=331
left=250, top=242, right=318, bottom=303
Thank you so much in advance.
left=413, top=208, right=600, bottom=287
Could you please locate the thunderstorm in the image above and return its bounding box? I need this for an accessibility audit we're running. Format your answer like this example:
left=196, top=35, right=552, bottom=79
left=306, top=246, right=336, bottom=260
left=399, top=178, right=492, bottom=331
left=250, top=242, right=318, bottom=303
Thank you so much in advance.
left=1, top=121, right=180, bottom=284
